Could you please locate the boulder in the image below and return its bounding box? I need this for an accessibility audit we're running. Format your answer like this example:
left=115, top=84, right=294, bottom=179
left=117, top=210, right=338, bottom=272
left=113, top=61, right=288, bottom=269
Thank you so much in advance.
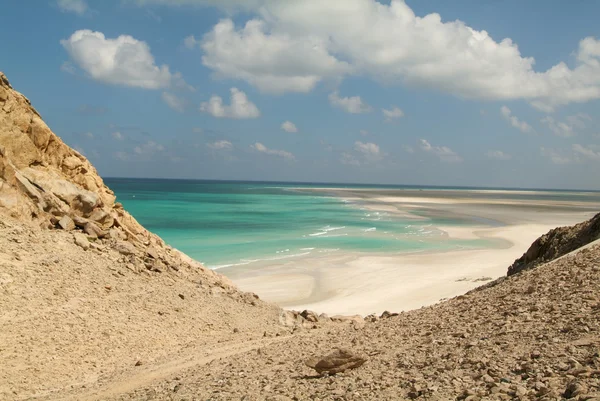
left=300, top=310, right=319, bottom=323
left=88, top=209, right=114, bottom=230
left=305, top=349, right=367, bottom=375
left=73, top=233, right=90, bottom=250
left=57, top=215, right=75, bottom=231
left=115, top=241, right=137, bottom=256
left=83, top=221, right=107, bottom=239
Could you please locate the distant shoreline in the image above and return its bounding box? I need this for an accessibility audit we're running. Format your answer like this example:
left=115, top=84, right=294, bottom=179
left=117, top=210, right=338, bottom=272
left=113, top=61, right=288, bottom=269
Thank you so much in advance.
left=223, top=187, right=600, bottom=315
left=103, top=177, right=600, bottom=194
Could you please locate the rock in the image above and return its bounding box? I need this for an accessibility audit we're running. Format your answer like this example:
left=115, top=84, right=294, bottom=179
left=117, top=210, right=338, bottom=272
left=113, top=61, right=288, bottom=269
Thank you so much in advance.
left=73, top=233, right=90, bottom=250
left=564, top=381, right=587, bottom=399
left=83, top=221, right=107, bottom=239
left=88, top=209, right=114, bottom=230
left=380, top=310, right=399, bottom=319
left=146, top=246, right=159, bottom=259
left=300, top=310, right=319, bottom=323
left=279, top=310, right=303, bottom=327
left=58, top=215, right=75, bottom=231
left=305, top=349, right=367, bottom=375
left=114, top=241, right=137, bottom=256
left=178, top=293, right=185, bottom=300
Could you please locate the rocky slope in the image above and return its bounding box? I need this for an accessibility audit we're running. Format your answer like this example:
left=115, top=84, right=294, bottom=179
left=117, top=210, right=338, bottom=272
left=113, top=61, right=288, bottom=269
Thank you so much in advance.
left=508, top=212, right=600, bottom=276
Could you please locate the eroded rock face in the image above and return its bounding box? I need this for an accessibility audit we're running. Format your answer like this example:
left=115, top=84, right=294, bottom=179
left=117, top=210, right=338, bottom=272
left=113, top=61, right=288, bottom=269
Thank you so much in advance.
left=0, top=71, right=234, bottom=287
left=508, top=212, right=600, bottom=276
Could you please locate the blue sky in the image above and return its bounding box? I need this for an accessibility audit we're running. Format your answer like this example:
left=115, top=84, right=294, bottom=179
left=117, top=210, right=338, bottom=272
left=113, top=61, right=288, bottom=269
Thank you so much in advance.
left=2, top=0, right=600, bottom=189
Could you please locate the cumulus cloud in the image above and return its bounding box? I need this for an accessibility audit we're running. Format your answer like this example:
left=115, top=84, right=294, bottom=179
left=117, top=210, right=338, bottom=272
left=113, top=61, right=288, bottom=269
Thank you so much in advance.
left=354, top=141, right=381, bottom=160
left=112, top=131, right=124, bottom=141
left=161, top=92, right=186, bottom=112
left=486, top=150, right=512, bottom=160
left=200, top=88, right=260, bottom=119
left=145, top=0, right=596, bottom=109
left=281, top=121, right=298, bottom=133
left=419, top=139, right=462, bottom=162
left=251, top=142, right=295, bottom=160
left=341, top=141, right=383, bottom=166
left=501, top=106, right=534, bottom=134
left=57, top=0, right=87, bottom=15
left=201, top=19, right=351, bottom=93
left=573, top=144, right=600, bottom=161
left=382, top=106, right=404, bottom=122
left=61, top=30, right=187, bottom=89
left=329, top=91, right=372, bottom=114
left=541, top=147, right=571, bottom=165
left=207, top=140, right=233, bottom=150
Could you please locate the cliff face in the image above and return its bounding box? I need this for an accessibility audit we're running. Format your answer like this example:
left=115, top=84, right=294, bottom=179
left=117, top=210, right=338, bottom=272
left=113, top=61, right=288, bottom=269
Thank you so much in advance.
left=507, top=212, right=600, bottom=276
left=0, top=71, right=226, bottom=282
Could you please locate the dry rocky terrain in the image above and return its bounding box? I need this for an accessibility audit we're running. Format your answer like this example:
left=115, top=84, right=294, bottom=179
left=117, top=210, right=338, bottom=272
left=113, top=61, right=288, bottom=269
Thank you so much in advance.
left=1, top=71, right=600, bottom=401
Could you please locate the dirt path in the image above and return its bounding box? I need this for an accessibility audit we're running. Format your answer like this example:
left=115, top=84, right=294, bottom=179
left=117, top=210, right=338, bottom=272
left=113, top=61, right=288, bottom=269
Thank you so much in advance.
left=54, top=336, right=292, bottom=401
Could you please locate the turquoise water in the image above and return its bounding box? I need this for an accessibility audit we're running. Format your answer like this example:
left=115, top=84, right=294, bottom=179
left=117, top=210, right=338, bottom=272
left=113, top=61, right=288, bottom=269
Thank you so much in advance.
left=105, top=179, right=499, bottom=269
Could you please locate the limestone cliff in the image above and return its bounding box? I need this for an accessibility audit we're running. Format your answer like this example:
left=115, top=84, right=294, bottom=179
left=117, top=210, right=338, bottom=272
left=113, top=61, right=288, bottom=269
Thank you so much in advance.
left=0, top=71, right=230, bottom=285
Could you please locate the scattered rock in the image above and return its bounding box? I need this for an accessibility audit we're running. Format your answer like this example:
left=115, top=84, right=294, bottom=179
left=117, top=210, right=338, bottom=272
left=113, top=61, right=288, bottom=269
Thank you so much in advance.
left=114, top=241, right=136, bottom=256
left=58, top=215, right=75, bottom=231
left=305, top=349, right=367, bottom=375
left=73, top=233, right=90, bottom=250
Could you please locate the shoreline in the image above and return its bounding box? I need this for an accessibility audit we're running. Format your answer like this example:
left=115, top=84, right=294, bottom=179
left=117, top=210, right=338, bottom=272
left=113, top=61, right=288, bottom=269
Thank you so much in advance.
left=223, top=188, right=599, bottom=316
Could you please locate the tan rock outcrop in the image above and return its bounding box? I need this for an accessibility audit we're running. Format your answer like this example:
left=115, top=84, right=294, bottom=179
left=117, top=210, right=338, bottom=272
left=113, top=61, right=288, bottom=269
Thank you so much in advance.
left=0, top=71, right=233, bottom=286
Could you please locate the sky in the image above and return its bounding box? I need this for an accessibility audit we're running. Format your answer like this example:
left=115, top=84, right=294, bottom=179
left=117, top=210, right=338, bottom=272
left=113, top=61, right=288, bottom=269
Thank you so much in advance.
left=1, top=0, right=600, bottom=190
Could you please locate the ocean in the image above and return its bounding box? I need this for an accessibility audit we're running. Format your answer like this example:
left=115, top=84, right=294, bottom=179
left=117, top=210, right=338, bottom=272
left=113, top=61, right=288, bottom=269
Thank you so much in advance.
left=104, top=178, right=597, bottom=269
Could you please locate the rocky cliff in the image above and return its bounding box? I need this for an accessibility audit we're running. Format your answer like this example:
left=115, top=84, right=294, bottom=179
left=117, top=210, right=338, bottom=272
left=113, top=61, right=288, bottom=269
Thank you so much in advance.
left=508, top=212, right=600, bottom=276
left=0, top=71, right=229, bottom=283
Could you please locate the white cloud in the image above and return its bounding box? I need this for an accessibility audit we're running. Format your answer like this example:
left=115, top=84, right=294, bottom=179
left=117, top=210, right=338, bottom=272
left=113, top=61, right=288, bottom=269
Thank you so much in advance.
left=573, top=144, right=600, bottom=161
left=57, top=0, right=87, bottom=15
left=83, top=132, right=94, bottom=139
left=161, top=92, right=185, bottom=112
left=359, top=130, right=370, bottom=137
left=112, top=131, right=124, bottom=141
left=501, top=106, right=534, bottom=134
left=341, top=141, right=383, bottom=166
left=281, top=121, right=298, bottom=133
left=541, top=116, right=574, bottom=138
left=540, top=147, right=571, bottom=165
left=201, top=19, right=351, bottom=93
left=486, top=150, right=512, bottom=160
left=382, top=106, right=404, bottom=122
left=251, top=142, right=295, bottom=160
left=200, top=88, right=260, bottom=119
left=354, top=141, right=381, bottom=160
left=183, top=35, right=198, bottom=49
left=419, top=139, right=462, bottom=163
left=207, top=140, right=233, bottom=150
left=61, top=30, right=187, bottom=89
left=134, top=141, right=165, bottom=155
left=165, top=0, right=600, bottom=109
left=329, top=91, right=372, bottom=114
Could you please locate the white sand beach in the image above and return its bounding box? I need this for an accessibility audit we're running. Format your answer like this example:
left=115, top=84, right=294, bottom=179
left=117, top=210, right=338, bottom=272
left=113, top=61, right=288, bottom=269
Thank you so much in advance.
left=222, top=189, right=599, bottom=316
